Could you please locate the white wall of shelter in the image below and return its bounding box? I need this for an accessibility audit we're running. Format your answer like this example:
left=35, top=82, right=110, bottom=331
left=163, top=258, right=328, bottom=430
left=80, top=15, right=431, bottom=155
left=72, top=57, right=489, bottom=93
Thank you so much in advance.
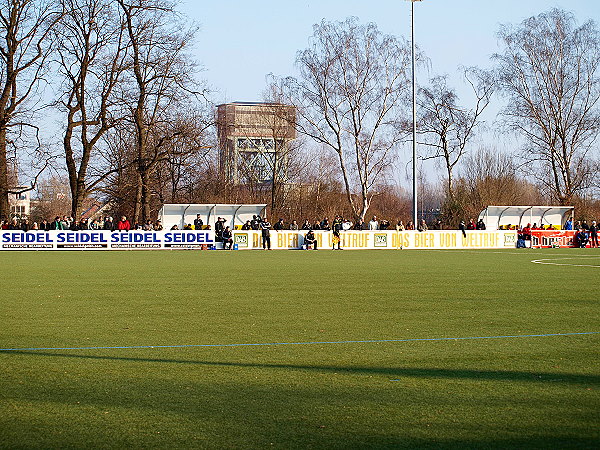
left=478, top=206, right=574, bottom=230
left=158, top=204, right=267, bottom=230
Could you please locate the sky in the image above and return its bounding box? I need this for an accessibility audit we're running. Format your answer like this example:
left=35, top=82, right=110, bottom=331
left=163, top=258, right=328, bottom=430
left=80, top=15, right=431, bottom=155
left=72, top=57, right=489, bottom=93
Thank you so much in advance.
left=182, top=0, right=599, bottom=104
left=177, top=0, right=600, bottom=185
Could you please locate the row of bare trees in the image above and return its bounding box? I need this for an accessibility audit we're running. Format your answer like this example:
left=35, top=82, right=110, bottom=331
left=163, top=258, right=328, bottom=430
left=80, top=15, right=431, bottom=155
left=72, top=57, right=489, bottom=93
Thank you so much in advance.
left=0, top=0, right=211, bottom=224
left=2, top=4, right=599, bottom=225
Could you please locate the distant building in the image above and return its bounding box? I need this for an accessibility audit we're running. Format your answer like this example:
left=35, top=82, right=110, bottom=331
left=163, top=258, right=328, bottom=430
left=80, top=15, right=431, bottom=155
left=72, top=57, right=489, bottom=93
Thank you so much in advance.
left=217, top=102, right=296, bottom=184
left=9, top=187, right=31, bottom=218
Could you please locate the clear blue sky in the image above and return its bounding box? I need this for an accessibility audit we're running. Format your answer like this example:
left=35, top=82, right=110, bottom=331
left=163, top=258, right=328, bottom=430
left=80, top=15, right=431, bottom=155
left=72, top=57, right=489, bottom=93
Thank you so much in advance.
left=181, top=0, right=599, bottom=104
left=178, top=0, right=598, bottom=185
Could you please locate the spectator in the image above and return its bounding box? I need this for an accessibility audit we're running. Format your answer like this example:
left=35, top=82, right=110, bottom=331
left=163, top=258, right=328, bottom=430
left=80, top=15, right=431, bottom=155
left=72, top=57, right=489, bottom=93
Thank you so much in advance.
left=273, top=218, right=285, bottom=231
left=215, top=217, right=225, bottom=241
left=564, top=218, right=573, bottom=230
left=304, top=229, right=318, bottom=250
left=289, top=220, right=299, bottom=230
left=320, top=217, right=331, bottom=231
left=396, top=220, right=405, bottom=231
left=368, top=216, right=379, bottom=230
left=143, top=219, right=154, bottom=231
left=405, top=221, right=414, bottom=230
left=476, top=219, right=486, bottom=230
left=261, top=217, right=272, bottom=250
left=183, top=223, right=193, bottom=230
left=379, top=219, right=390, bottom=230
left=20, top=218, right=30, bottom=232
left=459, top=220, right=467, bottom=238
left=342, top=219, right=352, bottom=230
left=522, top=223, right=532, bottom=241
left=241, top=220, right=252, bottom=230
left=467, top=219, right=476, bottom=230
left=50, top=216, right=64, bottom=230
left=250, top=215, right=261, bottom=230
left=193, top=214, right=203, bottom=230
left=301, top=219, right=311, bottom=230
left=222, top=226, right=233, bottom=249
left=576, top=228, right=589, bottom=248
left=154, top=220, right=163, bottom=231
left=32, top=222, right=39, bottom=230
left=312, top=221, right=321, bottom=230
left=417, top=219, right=428, bottom=232
left=354, top=219, right=366, bottom=230
left=117, top=216, right=131, bottom=231
left=589, top=221, right=598, bottom=248
left=103, top=216, right=115, bottom=231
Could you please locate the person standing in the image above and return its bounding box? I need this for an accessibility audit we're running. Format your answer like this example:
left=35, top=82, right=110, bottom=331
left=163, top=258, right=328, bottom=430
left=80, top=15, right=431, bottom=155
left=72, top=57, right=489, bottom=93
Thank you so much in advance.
left=261, top=217, right=272, bottom=250
left=215, top=217, right=225, bottom=241
left=459, top=220, right=467, bottom=238
left=117, top=216, right=131, bottom=231
left=193, top=214, right=203, bottom=230
left=332, top=215, right=343, bottom=250
left=368, top=216, right=379, bottom=230
left=589, top=221, right=598, bottom=248
left=50, top=216, right=64, bottom=230
left=103, top=216, right=115, bottom=231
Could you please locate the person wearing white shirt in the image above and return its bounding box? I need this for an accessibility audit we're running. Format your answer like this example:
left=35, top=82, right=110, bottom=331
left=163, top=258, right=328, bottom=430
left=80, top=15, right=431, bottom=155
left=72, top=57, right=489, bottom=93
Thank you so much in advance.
left=369, top=216, right=379, bottom=230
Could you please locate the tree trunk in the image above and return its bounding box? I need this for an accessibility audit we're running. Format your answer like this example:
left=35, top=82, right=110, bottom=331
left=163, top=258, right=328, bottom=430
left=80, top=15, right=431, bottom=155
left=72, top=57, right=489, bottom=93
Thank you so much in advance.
left=134, top=172, right=143, bottom=224
left=141, top=169, right=151, bottom=224
left=0, top=127, right=9, bottom=219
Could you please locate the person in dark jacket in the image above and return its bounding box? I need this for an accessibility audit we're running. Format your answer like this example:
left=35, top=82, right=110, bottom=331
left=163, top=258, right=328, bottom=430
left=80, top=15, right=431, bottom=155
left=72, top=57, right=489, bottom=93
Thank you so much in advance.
left=304, top=229, right=317, bottom=250
left=222, top=226, right=233, bottom=250
left=332, top=215, right=343, bottom=250
left=193, top=214, right=204, bottom=230
left=589, top=221, right=598, bottom=248
left=261, top=217, right=272, bottom=250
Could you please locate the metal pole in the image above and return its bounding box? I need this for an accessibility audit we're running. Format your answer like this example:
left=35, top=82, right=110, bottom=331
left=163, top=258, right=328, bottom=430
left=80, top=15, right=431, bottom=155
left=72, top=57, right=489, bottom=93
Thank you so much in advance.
left=411, top=1, right=418, bottom=227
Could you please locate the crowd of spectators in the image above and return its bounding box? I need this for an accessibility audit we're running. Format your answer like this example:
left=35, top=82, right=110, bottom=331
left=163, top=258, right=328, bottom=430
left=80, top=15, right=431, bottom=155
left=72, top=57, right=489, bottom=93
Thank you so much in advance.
left=0, top=215, right=163, bottom=232
left=2, top=213, right=598, bottom=248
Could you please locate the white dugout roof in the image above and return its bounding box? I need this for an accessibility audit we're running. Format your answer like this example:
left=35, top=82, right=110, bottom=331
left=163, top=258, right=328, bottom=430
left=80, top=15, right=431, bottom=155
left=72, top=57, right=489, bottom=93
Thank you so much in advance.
left=159, top=204, right=267, bottom=229
left=478, top=206, right=574, bottom=230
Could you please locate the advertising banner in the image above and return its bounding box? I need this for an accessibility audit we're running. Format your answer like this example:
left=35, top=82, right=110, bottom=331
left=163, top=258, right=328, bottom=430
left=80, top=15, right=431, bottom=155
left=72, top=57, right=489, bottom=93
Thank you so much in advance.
left=232, top=230, right=518, bottom=250
left=0, top=229, right=518, bottom=251
left=0, top=230, right=216, bottom=251
left=530, top=230, right=578, bottom=248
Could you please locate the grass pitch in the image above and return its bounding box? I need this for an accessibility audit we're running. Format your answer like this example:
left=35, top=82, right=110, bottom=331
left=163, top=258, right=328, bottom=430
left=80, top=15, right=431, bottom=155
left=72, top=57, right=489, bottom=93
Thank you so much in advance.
left=1, top=249, right=599, bottom=448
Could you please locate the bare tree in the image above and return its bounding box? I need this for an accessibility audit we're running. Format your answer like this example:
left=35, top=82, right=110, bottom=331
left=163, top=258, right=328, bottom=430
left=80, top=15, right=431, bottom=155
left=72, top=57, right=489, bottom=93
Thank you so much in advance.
left=0, top=0, right=63, bottom=218
left=55, top=0, right=127, bottom=218
left=117, top=0, right=207, bottom=223
left=277, top=18, right=414, bottom=221
left=494, top=8, right=600, bottom=205
left=417, top=68, right=493, bottom=204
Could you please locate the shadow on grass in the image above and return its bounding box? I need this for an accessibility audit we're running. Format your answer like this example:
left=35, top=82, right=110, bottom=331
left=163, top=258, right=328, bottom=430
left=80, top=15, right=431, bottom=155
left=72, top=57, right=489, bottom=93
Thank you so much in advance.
left=3, top=350, right=599, bottom=386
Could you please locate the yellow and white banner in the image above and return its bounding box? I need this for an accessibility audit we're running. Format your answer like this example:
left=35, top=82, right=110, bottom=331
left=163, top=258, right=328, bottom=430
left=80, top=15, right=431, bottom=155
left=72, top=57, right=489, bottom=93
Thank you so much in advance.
left=233, top=230, right=518, bottom=250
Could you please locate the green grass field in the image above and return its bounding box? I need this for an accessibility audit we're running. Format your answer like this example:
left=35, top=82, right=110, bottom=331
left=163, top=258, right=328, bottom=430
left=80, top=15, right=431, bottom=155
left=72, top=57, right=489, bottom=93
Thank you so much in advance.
left=1, top=249, right=599, bottom=449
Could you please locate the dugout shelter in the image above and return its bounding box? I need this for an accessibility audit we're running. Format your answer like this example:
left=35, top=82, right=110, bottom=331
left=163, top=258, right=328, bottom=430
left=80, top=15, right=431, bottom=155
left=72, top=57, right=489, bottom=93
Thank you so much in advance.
left=478, top=206, right=574, bottom=230
left=158, top=204, right=267, bottom=230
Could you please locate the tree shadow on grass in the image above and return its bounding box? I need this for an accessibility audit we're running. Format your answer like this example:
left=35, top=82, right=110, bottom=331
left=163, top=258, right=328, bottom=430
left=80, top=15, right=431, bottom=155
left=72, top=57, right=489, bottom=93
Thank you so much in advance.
left=2, top=350, right=599, bottom=386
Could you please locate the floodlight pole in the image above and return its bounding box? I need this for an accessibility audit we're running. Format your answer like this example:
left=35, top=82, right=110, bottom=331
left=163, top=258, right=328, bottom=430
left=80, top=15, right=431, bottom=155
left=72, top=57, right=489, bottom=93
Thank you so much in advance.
left=410, top=0, right=420, bottom=227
